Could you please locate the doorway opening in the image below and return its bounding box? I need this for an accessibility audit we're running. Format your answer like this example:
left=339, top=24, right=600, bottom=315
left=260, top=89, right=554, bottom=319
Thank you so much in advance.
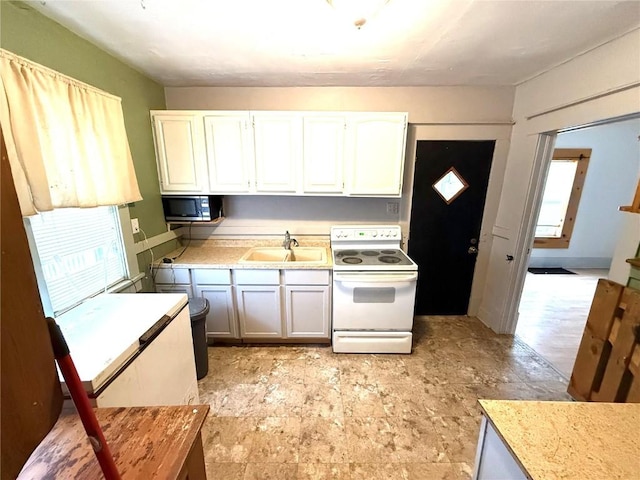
left=515, top=117, right=640, bottom=378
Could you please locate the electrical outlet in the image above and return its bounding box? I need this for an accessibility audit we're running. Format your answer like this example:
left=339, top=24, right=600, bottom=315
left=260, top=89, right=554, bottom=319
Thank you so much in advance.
left=131, top=218, right=140, bottom=234
left=386, top=202, right=399, bottom=215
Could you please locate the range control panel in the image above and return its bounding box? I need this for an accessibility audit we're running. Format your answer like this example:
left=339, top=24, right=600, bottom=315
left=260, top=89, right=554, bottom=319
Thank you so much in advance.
left=330, top=225, right=401, bottom=241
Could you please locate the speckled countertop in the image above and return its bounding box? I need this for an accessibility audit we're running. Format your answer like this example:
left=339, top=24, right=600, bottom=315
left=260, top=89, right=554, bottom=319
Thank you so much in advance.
left=155, top=238, right=333, bottom=270
left=479, top=400, right=640, bottom=480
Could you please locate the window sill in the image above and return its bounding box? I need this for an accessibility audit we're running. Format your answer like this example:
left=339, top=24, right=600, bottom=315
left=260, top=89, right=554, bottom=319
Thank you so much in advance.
left=107, top=273, right=145, bottom=294
left=619, top=205, right=640, bottom=214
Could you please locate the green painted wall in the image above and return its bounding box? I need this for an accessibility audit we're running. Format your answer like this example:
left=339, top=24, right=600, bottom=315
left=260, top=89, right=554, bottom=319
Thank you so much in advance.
left=1, top=1, right=177, bottom=289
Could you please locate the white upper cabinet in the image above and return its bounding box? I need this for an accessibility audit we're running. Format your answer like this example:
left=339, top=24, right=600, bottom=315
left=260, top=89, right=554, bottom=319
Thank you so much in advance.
left=203, top=112, right=255, bottom=193
left=302, top=114, right=346, bottom=194
left=345, top=113, right=408, bottom=197
left=151, top=110, right=407, bottom=197
left=151, top=112, right=207, bottom=193
left=252, top=112, right=302, bottom=193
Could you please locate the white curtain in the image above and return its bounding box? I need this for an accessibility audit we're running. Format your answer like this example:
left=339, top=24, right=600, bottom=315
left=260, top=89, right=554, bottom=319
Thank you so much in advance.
left=0, top=49, right=142, bottom=216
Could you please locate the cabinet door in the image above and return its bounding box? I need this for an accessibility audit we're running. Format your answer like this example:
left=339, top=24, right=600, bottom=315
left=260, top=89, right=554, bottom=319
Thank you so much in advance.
left=195, top=285, right=238, bottom=339
left=252, top=113, right=301, bottom=193
left=151, top=112, right=207, bottom=193
left=235, top=285, right=282, bottom=337
left=204, top=113, right=255, bottom=193
left=302, top=115, right=345, bottom=193
left=285, top=285, right=330, bottom=338
left=346, top=113, right=407, bottom=196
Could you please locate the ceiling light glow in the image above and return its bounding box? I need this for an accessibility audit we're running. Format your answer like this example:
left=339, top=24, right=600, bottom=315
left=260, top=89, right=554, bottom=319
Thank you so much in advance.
left=327, top=0, right=391, bottom=28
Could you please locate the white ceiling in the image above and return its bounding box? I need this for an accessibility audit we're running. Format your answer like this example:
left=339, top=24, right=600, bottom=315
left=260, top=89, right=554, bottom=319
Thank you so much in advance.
left=28, top=0, right=640, bottom=87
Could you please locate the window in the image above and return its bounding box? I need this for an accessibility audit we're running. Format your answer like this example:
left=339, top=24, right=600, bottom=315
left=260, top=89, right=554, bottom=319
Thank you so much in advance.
left=25, top=206, right=135, bottom=316
left=534, top=148, right=591, bottom=248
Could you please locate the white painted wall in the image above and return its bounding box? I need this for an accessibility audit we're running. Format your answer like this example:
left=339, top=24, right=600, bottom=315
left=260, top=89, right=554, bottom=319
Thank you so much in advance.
left=529, top=118, right=640, bottom=269
left=478, top=29, right=640, bottom=333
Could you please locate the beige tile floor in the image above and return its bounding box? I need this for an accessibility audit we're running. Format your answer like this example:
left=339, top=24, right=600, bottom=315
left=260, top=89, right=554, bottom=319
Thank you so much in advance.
left=516, top=268, right=608, bottom=378
left=198, top=316, right=571, bottom=480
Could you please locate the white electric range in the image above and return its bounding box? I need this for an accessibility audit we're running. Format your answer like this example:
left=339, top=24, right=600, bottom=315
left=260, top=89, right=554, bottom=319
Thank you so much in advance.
left=331, top=225, right=418, bottom=354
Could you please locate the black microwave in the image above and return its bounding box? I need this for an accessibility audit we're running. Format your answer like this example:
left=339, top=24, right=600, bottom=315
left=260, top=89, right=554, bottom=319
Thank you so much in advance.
left=161, top=195, right=223, bottom=222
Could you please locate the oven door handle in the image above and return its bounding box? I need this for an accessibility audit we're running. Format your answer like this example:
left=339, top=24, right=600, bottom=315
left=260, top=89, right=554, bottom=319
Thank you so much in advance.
left=333, top=272, right=418, bottom=284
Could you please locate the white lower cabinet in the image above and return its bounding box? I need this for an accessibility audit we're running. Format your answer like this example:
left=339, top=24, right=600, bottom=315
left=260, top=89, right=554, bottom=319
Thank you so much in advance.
left=235, top=285, right=283, bottom=337
left=284, top=270, right=330, bottom=339
left=154, top=268, right=193, bottom=297
left=473, top=416, right=527, bottom=480
left=158, top=267, right=331, bottom=341
left=192, top=269, right=238, bottom=340
left=195, top=285, right=238, bottom=339
left=234, top=269, right=282, bottom=338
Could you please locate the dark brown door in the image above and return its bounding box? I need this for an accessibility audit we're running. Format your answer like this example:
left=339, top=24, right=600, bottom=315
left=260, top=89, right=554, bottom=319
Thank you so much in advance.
left=408, top=140, right=495, bottom=315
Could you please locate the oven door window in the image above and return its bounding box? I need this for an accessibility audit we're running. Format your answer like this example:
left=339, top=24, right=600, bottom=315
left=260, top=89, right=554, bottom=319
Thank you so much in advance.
left=353, top=287, right=395, bottom=303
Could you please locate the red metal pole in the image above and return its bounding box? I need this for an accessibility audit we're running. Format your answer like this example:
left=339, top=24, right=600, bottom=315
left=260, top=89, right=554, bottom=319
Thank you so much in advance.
left=47, top=317, right=121, bottom=480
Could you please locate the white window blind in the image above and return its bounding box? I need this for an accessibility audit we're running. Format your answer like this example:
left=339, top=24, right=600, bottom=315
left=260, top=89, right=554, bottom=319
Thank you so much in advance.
left=27, top=206, right=128, bottom=315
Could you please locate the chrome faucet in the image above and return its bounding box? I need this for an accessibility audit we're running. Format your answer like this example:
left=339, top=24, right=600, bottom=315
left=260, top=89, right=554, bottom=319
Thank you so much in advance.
left=283, top=230, right=299, bottom=250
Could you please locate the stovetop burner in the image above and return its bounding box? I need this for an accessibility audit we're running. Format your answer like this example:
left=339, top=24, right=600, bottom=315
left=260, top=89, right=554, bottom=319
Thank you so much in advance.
left=342, top=257, right=362, bottom=264
left=379, top=255, right=401, bottom=264
left=330, top=225, right=417, bottom=272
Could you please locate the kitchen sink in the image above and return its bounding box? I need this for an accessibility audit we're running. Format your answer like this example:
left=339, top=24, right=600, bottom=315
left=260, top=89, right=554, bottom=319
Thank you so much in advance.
left=239, top=247, right=327, bottom=264
left=239, top=247, right=289, bottom=262
left=288, top=249, right=326, bottom=262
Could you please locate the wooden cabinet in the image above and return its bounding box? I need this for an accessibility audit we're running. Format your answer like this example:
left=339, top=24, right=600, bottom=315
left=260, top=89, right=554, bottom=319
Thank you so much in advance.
left=284, top=270, right=331, bottom=338
left=252, top=112, right=301, bottom=193
left=151, top=110, right=407, bottom=198
left=345, top=113, right=407, bottom=196
left=203, top=112, right=255, bottom=193
left=302, top=114, right=345, bottom=194
left=192, top=269, right=238, bottom=340
left=151, top=112, right=207, bottom=194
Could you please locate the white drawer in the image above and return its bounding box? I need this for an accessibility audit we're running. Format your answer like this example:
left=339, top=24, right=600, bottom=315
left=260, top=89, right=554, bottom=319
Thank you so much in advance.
left=155, top=284, right=193, bottom=298
left=284, top=270, right=330, bottom=285
left=154, top=267, right=190, bottom=285
left=233, top=269, right=280, bottom=285
left=193, top=269, right=231, bottom=285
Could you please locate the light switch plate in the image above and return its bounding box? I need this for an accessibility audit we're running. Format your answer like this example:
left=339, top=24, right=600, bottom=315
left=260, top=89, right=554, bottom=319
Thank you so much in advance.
left=131, top=218, right=140, bottom=234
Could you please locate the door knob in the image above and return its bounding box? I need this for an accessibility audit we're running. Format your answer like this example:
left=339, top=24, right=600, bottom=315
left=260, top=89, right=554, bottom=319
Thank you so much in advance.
left=468, top=246, right=478, bottom=254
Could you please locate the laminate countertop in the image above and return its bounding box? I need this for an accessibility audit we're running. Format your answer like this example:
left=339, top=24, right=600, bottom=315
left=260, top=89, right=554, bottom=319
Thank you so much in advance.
left=478, top=400, right=640, bottom=480
left=154, top=239, right=333, bottom=270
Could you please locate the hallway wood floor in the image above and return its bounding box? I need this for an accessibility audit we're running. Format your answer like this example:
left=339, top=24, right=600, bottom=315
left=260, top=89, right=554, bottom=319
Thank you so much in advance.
left=515, top=268, right=609, bottom=378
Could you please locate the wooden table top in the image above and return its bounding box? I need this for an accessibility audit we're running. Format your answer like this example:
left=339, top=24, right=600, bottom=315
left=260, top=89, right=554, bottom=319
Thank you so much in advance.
left=19, top=405, right=209, bottom=479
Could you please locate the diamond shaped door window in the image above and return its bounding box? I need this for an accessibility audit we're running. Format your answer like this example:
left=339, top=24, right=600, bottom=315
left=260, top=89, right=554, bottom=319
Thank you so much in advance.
left=433, top=167, right=468, bottom=204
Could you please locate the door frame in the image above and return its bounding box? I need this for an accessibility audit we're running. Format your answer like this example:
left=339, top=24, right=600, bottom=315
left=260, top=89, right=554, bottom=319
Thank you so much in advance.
left=401, top=123, right=514, bottom=316
left=503, top=112, right=640, bottom=334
